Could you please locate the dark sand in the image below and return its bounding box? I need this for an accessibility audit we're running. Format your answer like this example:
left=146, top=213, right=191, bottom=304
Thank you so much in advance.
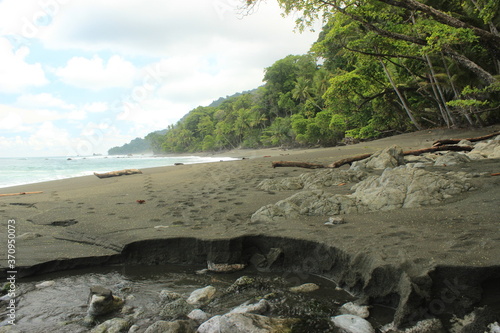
left=0, top=126, right=498, bottom=272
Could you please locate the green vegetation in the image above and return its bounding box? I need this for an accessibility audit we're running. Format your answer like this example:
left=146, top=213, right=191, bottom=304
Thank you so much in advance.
left=114, top=0, right=499, bottom=154
left=108, top=137, right=152, bottom=155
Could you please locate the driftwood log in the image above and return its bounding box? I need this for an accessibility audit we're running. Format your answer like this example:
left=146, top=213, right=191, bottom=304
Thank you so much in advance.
left=327, top=153, right=373, bottom=168
left=272, top=145, right=473, bottom=169
left=433, top=131, right=500, bottom=146
left=94, top=169, right=142, bottom=179
left=272, top=161, right=325, bottom=169
left=0, top=191, right=43, bottom=197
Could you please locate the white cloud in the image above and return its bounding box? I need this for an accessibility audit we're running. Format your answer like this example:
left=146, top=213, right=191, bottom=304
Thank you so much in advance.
left=0, top=111, right=27, bottom=131
left=0, top=105, right=60, bottom=130
left=0, top=101, right=88, bottom=133
left=0, top=37, right=48, bottom=93
left=118, top=98, right=187, bottom=131
left=55, top=55, right=136, bottom=90
left=17, top=92, right=74, bottom=109
left=41, top=1, right=318, bottom=57
left=84, top=102, right=108, bottom=113
left=0, top=0, right=321, bottom=157
left=28, top=121, right=70, bottom=150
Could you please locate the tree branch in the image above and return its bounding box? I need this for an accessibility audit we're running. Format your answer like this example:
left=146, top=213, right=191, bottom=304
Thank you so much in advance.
left=376, top=0, right=500, bottom=49
left=343, top=46, right=426, bottom=61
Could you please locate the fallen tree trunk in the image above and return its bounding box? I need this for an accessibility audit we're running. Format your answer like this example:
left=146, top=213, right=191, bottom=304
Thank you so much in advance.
left=433, top=131, right=500, bottom=146
left=403, top=145, right=473, bottom=156
left=272, top=145, right=473, bottom=169
left=94, top=169, right=142, bottom=179
left=272, top=161, right=325, bottom=169
left=0, top=191, right=43, bottom=197
left=327, top=153, right=373, bottom=168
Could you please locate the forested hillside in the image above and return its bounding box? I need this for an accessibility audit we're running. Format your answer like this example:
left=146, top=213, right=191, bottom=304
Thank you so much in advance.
left=127, top=0, right=500, bottom=154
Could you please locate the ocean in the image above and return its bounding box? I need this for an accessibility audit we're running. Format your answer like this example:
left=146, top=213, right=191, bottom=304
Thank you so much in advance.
left=0, top=155, right=237, bottom=189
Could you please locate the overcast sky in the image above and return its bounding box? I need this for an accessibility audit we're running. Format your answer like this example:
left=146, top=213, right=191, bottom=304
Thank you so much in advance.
left=0, top=0, right=319, bottom=157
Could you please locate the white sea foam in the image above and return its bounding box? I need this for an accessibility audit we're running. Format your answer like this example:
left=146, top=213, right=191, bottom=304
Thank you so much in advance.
left=0, top=155, right=236, bottom=188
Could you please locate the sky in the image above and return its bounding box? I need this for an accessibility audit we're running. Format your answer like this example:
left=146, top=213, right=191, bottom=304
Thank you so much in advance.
left=0, top=0, right=320, bottom=157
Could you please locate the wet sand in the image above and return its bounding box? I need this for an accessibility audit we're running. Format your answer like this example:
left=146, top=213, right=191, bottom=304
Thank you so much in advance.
left=0, top=126, right=499, bottom=272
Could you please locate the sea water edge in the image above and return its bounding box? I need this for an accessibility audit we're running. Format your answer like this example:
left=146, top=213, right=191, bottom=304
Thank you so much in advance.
left=0, top=155, right=237, bottom=189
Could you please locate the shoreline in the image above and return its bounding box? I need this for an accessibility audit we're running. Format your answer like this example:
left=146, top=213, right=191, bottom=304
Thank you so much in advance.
left=1, top=126, right=499, bottom=329
left=0, top=155, right=239, bottom=191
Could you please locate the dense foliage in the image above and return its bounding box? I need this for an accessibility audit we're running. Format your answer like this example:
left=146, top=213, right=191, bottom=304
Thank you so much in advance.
left=120, top=0, right=499, bottom=154
left=108, top=137, right=152, bottom=155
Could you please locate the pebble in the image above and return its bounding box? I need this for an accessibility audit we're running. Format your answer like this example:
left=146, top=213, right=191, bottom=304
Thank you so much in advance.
left=331, top=314, right=375, bottom=333
left=325, top=216, right=346, bottom=225
left=186, top=286, right=217, bottom=306
left=289, top=283, right=320, bottom=293
left=339, top=301, right=370, bottom=318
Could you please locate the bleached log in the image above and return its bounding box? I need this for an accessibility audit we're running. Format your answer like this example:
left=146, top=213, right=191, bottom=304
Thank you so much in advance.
left=94, top=169, right=142, bottom=179
left=433, top=131, right=500, bottom=146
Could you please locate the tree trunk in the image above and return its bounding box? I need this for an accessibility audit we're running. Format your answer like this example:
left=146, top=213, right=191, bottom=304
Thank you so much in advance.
left=379, top=59, right=423, bottom=130
left=443, top=47, right=498, bottom=85
left=433, top=131, right=500, bottom=146
left=271, top=161, right=325, bottom=169
left=271, top=145, right=475, bottom=169
left=441, top=53, right=475, bottom=126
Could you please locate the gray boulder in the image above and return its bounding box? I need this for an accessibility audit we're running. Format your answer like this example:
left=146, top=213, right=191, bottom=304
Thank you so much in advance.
left=90, top=318, right=130, bottom=333
left=331, top=314, right=375, bottom=333
left=188, top=309, right=210, bottom=324
left=257, top=169, right=366, bottom=191
left=230, top=299, right=269, bottom=314
left=87, top=286, right=124, bottom=317
left=352, top=167, right=474, bottom=210
left=434, top=152, right=471, bottom=166
left=471, top=139, right=500, bottom=158
left=197, top=313, right=297, bottom=333
left=160, top=298, right=194, bottom=320
left=186, top=286, right=217, bottom=306
left=159, top=290, right=182, bottom=302
left=253, top=166, right=476, bottom=222
left=364, top=145, right=405, bottom=169
left=145, top=320, right=195, bottom=333
left=339, top=302, right=370, bottom=319
left=251, top=190, right=358, bottom=223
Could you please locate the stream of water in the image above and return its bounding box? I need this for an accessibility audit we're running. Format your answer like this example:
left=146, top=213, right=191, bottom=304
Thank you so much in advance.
left=1, top=264, right=394, bottom=332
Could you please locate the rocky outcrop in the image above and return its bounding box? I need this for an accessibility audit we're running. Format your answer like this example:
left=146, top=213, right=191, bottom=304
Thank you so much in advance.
left=197, top=313, right=297, bottom=333
left=257, top=169, right=367, bottom=191
left=469, top=136, right=500, bottom=158
left=3, top=235, right=499, bottom=330
left=364, top=145, right=406, bottom=170
left=252, top=166, right=476, bottom=222
left=352, top=167, right=474, bottom=210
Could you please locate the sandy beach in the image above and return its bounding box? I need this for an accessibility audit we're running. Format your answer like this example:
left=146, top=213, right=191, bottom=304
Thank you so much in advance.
left=1, top=126, right=500, bottom=329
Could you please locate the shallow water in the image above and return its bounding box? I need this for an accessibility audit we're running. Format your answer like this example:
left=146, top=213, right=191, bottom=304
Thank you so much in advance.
left=2, top=264, right=394, bottom=332
left=0, top=155, right=237, bottom=188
